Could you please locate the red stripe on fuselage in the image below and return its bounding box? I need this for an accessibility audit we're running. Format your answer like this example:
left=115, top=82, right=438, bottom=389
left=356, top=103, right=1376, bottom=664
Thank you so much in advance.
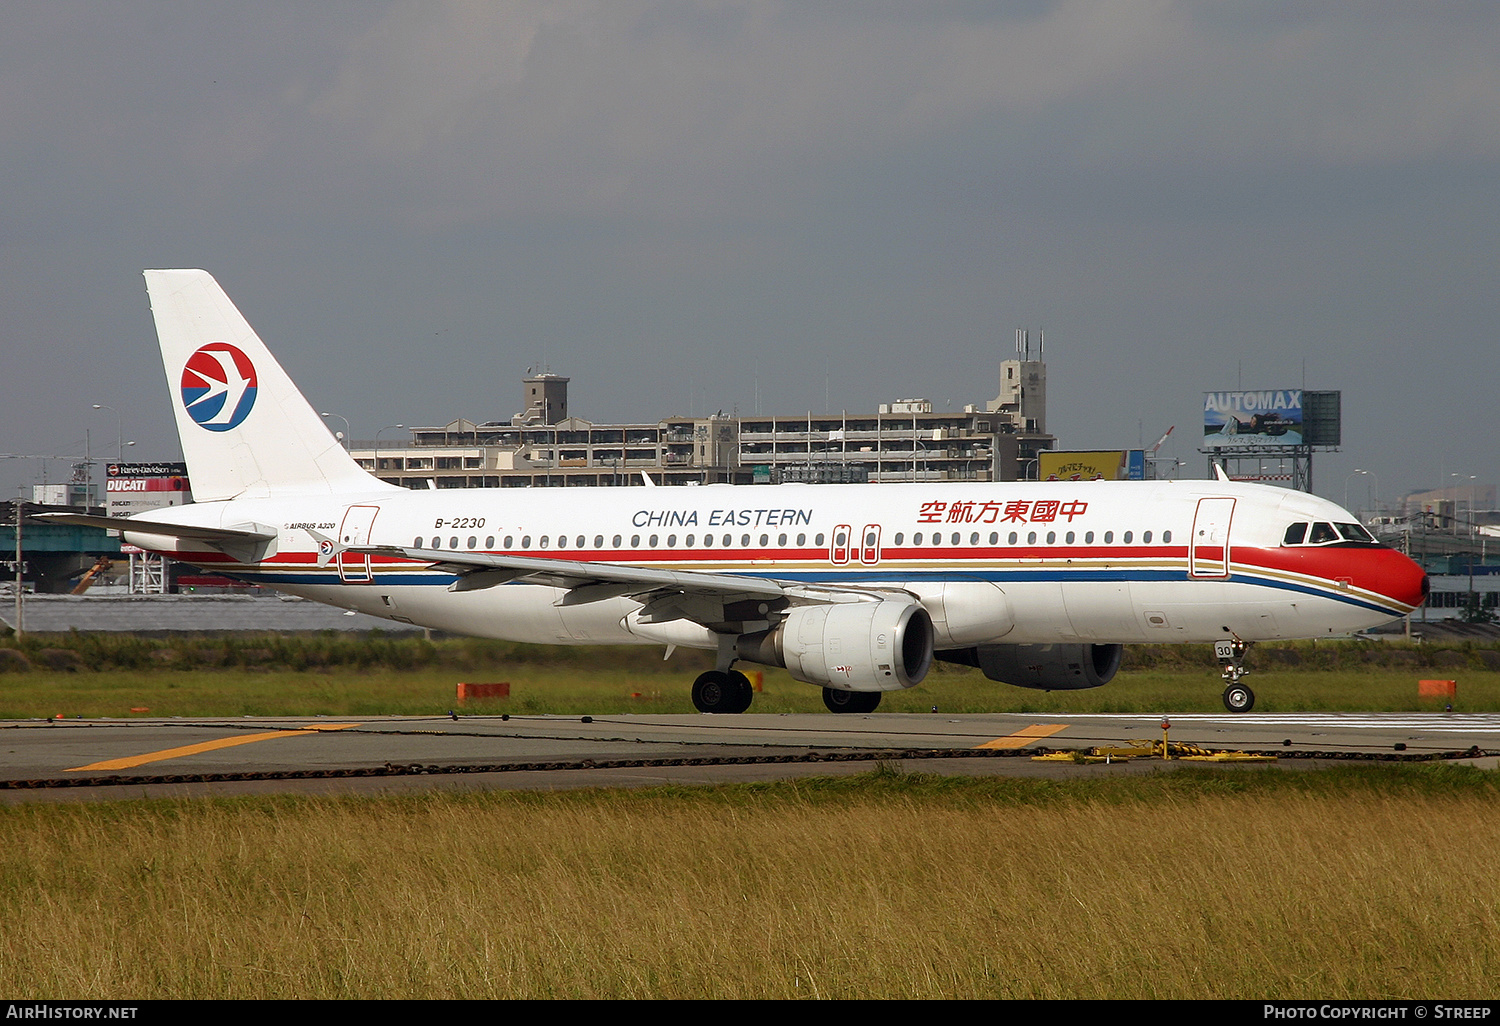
left=153, top=541, right=1428, bottom=609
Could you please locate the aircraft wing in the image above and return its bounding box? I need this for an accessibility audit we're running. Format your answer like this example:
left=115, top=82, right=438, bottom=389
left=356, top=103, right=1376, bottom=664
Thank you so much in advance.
left=359, top=543, right=796, bottom=601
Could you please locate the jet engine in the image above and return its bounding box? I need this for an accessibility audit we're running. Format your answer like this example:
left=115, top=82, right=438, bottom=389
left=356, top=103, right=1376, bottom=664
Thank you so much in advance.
left=937, top=642, right=1123, bottom=691
left=737, top=599, right=934, bottom=692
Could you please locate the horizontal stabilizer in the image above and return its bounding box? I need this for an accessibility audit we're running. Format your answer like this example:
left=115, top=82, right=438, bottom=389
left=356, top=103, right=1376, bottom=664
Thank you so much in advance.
left=35, top=513, right=276, bottom=544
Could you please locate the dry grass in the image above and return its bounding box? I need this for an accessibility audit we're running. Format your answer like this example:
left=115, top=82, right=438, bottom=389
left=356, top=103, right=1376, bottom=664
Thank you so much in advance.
left=2, top=770, right=1498, bottom=999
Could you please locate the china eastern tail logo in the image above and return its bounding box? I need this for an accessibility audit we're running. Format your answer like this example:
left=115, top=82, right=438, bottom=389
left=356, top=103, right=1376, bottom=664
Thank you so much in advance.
left=181, top=343, right=258, bottom=431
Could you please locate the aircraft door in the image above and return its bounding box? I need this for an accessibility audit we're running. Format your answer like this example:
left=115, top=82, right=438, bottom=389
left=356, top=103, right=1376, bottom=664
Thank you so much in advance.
left=831, top=524, right=852, bottom=565
left=859, top=524, right=882, bottom=565
left=1189, top=497, right=1235, bottom=578
left=337, top=505, right=381, bottom=583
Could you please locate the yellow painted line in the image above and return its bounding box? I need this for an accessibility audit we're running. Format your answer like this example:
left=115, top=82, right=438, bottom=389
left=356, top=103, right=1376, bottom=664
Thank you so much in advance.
left=977, top=724, right=1069, bottom=750
left=68, top=723, right=362, bottom=772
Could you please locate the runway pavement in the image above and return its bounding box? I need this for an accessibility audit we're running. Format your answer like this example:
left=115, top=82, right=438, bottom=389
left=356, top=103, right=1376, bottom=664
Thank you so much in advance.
left=2, top=710, right=1496, bottom=801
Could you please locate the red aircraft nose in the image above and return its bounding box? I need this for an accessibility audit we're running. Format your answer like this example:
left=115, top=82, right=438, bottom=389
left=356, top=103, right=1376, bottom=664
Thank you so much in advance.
left=1372, top=548, right=1429, bottom=610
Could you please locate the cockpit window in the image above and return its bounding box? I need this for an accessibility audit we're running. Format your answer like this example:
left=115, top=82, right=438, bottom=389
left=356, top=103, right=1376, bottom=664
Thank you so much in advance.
left=1336, top=522, right=1375, bottom=544
left=1308, top=522, right=1339, bottom=544
left=1284, top=519, right=1379, bottom=547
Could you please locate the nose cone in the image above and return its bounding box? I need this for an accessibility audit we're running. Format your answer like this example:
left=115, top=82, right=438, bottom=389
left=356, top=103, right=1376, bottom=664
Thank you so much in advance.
left=1380, top=549, right=1429, bottom=611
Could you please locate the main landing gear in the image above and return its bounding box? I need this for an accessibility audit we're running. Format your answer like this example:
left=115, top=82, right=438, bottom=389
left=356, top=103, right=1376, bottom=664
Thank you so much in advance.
left=822, top=688, right=882, bottom=714
left=1215, top=635, right=1255, bottom=713
left=691, top=669, right=754, bottom=714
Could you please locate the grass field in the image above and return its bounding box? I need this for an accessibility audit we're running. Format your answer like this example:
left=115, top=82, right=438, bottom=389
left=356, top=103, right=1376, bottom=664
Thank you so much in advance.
left=2, top=766, right=1498, bottom=999
left=2, top=633, right=1499, bottom=718
left=4, top=633, right=1499, bottom=1000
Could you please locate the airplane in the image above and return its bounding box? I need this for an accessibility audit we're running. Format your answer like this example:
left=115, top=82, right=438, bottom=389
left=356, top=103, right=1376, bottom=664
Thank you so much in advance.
left=45, top=270, right=1429, bottom=715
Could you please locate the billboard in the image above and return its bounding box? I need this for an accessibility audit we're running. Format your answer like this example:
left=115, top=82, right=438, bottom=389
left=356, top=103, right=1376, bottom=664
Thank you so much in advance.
left=1040, top=450, right=1145, bottom=481
left=1203, top=390, right=1304, bottom=450
left=105, top=462, right=191, bottom=518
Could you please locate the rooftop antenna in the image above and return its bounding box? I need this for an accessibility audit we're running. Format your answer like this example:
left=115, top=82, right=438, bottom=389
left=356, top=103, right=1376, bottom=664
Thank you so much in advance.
left=1038, top=329, right=1043, bottom=356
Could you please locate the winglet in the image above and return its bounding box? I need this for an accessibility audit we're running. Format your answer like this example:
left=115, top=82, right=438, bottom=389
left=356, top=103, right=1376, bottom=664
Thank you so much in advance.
left=641, top=471, right=657, bottom=487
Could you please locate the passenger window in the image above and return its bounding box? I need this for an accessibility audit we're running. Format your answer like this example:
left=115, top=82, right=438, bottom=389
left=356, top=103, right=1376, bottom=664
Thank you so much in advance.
left=594, top=535, right=603, bottom=548
left=684, top=534, right=694, bottom=547
left=467, top=536, right=477, bottom=549
left=1046, top=531, right=1056, bottom=544
left=989, top=532, right=998, bottom=545
left=1283, top=523, right=1308, bottom=545
left=815, top=533, right=825, bottom=546
left=778, top=533, right=787, bottom=546
left=450, top=536, right=459, bottom=548
left=797, top=533, right=806, bottom=546
left=760, top=534, right=769, bottom=546
left=951, top=532, right=960, bottom=545
left=539, top=536, right=549, bottom=549
left=666, top=535, right=676, bottom=547
left=970, top=532, right=980, bottom=545
left=630, top=535, right=640, bottom=547
left=1162, top=531, right=1172, bottom=544
left=413, top=536, right=422, bottom=548
left=576, top=535, right=585, bottom=548
left=723, top=534, right=732, bottom=546
left=1065, top=531, right=1075, bottom=544
left=741, top=534, right=750, bottom=546
left=504, top=536, right=514, bottom=549
left=1143, top=531, right=1153, bottom=544
left=557, top=535, right=567, bottom=548
left=485, top=536, right=495, bottom=548
left=1008, top=532, right=1018, bottom=545
left=431, top=536, right=441, bottom=548
left=703, top=534, right=714, bottom=547
left=521, top=536, right=532, bottom=548
left=1104, top=532, right=1113, bottom=544
left=1123, top=532, right=1133, bottom=543
left=612, top=535, right=622, bottom=547
left=1085, top=531, right=1094, bottom=544
left=894, top=533, right=904, bottom=546
left=1027, top=531, right=1037, bottom=544
left=914, top=532, right=923, bottom=545
left=649, top=534, right=659, bottom=547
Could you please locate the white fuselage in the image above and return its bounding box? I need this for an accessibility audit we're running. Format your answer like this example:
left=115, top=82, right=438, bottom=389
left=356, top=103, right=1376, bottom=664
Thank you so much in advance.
left=125, top=478, right=1426, bottom=653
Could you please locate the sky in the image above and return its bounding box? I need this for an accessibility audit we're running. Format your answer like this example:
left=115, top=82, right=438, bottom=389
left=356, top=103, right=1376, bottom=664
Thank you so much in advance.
left=2, top=1, right=1497, bottom=512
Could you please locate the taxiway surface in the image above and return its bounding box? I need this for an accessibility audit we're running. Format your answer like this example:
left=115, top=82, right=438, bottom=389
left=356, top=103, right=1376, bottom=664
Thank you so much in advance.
left=2, top=711, right=1496, bottom=801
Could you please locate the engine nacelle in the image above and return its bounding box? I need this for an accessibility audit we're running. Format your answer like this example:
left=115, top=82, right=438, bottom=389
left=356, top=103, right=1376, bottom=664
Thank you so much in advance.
left=737, top=599, right=934, bottom=692
left=939, top=642, right=1123, bottom=691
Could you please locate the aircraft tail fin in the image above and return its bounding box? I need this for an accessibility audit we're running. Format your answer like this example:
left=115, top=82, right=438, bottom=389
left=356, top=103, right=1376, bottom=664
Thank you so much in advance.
left=144, top=269, right=397, bottom=501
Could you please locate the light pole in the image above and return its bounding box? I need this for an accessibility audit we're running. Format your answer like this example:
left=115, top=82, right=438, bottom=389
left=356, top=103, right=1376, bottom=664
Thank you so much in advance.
left=1344, top=469, right=1373, bottom=515
left=320, top=412, right=350, bottom=449
left=10, top=496, right=22, bottom=638
left=375, top=425, right=406, bottom=475
left=90, top=405, right=124, bottom=462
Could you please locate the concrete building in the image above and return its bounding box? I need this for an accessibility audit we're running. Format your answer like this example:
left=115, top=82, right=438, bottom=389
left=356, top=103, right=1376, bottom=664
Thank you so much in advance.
left=350, top=347, right=1056, bottom=488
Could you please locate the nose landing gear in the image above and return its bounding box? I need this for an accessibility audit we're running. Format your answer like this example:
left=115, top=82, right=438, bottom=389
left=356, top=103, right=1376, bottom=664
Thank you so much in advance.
left=1215, top=635, right=1255, bottom=713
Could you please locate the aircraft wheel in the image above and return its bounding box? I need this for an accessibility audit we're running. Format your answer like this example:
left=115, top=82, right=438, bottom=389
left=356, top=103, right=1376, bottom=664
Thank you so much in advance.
left=693, top=670, right=748, bottom=714
left=1222, top=683, right=1255, bottom=713
left=823, top=687, right=882, bottom=714
left=725, top=669, right=755, bottom=714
